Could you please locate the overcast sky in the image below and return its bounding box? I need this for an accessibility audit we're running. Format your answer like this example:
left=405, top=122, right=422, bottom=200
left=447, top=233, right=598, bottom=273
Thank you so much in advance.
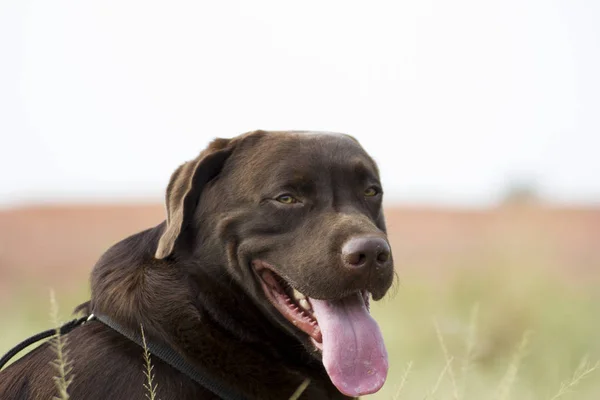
left=1, top=0, right=599, bottom=208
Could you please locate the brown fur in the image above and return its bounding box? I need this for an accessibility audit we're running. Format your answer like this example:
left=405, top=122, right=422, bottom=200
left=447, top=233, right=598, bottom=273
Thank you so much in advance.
left=0, top=130, right=394, bottom=399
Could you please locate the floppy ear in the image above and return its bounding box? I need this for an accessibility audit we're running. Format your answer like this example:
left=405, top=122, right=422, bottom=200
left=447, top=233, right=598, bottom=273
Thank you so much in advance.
left=155, top=138, right=233, bottom=259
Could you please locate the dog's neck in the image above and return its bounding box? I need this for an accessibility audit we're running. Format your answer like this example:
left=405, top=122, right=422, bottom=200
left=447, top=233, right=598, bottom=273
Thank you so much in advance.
left=89, top=223, right=345, bottom=399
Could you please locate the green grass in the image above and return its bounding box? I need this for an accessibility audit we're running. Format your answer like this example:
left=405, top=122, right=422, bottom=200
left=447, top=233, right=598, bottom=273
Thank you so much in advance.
left=371, top=265, right=600, bottom=399
left=1, top=264, right=599, bottom=399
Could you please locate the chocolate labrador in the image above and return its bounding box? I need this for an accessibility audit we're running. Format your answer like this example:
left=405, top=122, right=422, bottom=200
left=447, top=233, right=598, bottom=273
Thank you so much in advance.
left=0, top=130, right=394, bottom=399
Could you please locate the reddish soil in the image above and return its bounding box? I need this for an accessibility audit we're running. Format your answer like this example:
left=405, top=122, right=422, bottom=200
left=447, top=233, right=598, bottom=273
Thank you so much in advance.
left=1, top=204, right=599, bottom=301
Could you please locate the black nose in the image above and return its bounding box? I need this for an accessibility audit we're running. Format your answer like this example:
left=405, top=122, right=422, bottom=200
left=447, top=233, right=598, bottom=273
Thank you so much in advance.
left=341, top=236, right=391, bottom=270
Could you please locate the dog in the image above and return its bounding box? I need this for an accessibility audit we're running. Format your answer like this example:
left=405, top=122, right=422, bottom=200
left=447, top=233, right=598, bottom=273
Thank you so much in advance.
left=0, top=130, right=395, bottom=399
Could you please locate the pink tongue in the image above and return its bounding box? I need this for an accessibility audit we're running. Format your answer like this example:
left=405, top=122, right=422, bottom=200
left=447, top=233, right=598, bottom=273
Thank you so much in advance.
left=310, top=293, right=388, bottom=397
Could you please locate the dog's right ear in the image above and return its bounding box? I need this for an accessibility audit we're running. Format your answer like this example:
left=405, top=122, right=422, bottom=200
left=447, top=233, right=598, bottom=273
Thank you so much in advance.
left=155, top=138, right=233, bottom=259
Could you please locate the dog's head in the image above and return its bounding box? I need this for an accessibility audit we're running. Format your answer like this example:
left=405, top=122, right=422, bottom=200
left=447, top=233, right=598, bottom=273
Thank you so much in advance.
left=155, top=131, right=394, bottom=396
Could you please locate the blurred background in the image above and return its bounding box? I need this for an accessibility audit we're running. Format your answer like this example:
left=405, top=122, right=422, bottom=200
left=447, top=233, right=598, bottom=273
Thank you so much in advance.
left=1, top=1, right=599, bottom=398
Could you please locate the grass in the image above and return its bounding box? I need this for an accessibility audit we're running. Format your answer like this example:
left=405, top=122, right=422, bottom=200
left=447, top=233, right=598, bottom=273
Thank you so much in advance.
left=549, top=357, right=599, bottom=400
left=369, top=264, right=600, bottom=399
left=1, top=263, right=599, bottom=399
left=141, top=324, right=159, bottom=400
left=49, top=290, right=73, bottom=400
left=289, top=379, right=311, bottom=400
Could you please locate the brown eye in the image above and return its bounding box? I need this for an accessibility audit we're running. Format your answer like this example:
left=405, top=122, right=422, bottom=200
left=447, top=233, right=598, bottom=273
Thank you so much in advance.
left=276, top=194, right=298, bottom=204
left=364, top=187, right=379, bottom=197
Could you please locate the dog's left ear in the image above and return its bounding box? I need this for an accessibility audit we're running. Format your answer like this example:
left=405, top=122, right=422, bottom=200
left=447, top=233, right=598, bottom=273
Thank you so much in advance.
left=155, top=138, right=234, bottom=259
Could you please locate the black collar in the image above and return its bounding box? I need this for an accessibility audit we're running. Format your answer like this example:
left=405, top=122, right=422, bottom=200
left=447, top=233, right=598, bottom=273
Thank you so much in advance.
left=92, top=313, right=248, bottom=400
left=0, top=314, right=247, bottom=400
left=0, top=315, right=90, bottom=370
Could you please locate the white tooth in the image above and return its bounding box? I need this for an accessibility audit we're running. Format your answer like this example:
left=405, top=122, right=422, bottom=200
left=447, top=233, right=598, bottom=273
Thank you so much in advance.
left=364, top=291, right=371, bottom=312
left=293, top=289, right=306, bottom=301
left=299, top=298, right=311, bottom=311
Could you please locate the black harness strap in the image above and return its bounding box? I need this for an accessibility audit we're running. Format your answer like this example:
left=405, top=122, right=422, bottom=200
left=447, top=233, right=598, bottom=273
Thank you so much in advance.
left=93, top=313, right=248, bottom=400
left=0, top=316, right=89, bottom=370
left=0, top=314, right=247, bottom=400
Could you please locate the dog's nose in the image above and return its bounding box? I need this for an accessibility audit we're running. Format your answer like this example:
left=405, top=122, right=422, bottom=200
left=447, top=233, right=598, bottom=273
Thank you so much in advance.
left=341, top=236, right=391, bottom=270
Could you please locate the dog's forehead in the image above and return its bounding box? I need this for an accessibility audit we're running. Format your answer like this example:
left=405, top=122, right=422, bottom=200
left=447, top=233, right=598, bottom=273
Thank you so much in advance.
left=282, top=130, right=350, bottom=138
left=228, top=130, right=379, bottom=185
left=249, top=130, right=356, bottom=143
left=258, top=130, right=361, bottom=151
left=253, top=131, right=369, bottom=165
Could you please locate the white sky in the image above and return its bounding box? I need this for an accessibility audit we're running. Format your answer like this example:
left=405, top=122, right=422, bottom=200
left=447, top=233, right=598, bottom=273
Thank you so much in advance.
left=1, top=0, right=599, bottom=207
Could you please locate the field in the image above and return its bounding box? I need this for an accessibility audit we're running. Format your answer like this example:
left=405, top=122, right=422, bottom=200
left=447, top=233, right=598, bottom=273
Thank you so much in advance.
left=1, top=204, right=599, bottom=399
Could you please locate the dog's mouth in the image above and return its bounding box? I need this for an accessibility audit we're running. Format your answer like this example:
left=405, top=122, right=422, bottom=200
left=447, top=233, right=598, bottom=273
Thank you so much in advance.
left=252, top=260, right=388, bottom=397
left=256, top=263, right=324, bottom=344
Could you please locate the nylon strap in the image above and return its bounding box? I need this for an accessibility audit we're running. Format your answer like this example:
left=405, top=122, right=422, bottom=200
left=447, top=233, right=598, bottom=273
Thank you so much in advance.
left=0, top=316, right=89, bottom=370
left=93, top=313, right=248, bottom=400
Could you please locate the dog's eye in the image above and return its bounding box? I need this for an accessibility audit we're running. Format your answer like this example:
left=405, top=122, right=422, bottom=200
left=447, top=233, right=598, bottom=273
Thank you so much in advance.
left=276, top=194, right=298, bottom=204
left=364, top=187, right=380, bottom=197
